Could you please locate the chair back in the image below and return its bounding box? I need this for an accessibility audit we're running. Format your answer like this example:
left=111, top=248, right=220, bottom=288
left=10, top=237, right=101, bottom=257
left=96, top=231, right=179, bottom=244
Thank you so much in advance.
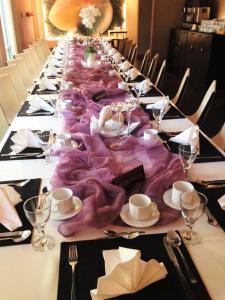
left=130, top=44, right=138, bottom=65
left=155, top=59, right=166, bottom=88
left=171, top=68, right=190, bottom=106
left=0, top=74, right=21, bottom=123
left=123, top=40, right=133, bottom=59
left=212, top=122, right=225, bottom=151
left=117, top=39, right=126, bottom=55
left=24, top=47, right=42, bottom=71
left=146, top=53, right=159, bottom=81
left=0, top=104, right=9, bottom=141
left=189, top=80, right=217, bottom=125
left=140, top=49, right=150, bottom=74
left=32, top=42, right=46, bottom=64
left=0, top=65, right=27, bottom=104
left=14, top=52, right=38, bottom=79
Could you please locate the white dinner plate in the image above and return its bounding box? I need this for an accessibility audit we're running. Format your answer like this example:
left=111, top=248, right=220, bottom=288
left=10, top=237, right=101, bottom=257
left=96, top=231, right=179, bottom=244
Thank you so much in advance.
left=101, top=121, right=140, bottom=137
left=163, top=189, right=181, bottom=210
left=120, top=202, right=160, bottom=228
left=50, top=196, right=82, bottom=221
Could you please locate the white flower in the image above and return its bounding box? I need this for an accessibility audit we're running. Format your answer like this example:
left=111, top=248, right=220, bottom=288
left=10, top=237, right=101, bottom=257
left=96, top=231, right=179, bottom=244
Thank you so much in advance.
left=79, top=5, right=101, bottom=30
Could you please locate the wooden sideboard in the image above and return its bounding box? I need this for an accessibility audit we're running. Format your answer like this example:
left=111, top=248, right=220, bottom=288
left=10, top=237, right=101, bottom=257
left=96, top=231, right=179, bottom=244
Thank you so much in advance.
left=168, top=28, right=225, bottom=92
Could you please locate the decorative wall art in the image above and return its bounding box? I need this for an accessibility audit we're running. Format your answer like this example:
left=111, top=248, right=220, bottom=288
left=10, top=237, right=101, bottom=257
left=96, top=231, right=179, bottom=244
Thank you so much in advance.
left=42, top=0, right=125, bottom=38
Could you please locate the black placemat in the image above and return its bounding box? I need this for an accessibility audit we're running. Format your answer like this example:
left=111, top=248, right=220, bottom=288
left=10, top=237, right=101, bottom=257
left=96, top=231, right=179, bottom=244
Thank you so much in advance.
left=31, top=83, right=60, bottom=95
left=17, top=100, right=55, bottom=117
left=193, top=183, right=225, bottom=231
left=158, top=132, right=225, bottom=162
left=130, top=86, right=162, bottom=98
left=57, top=234, right=210, bottom=300
left=0, top=178, right=41, bottom=247
left=0, top=131, right=49, bottom=161
left=144, top=106, right=183, bottom=120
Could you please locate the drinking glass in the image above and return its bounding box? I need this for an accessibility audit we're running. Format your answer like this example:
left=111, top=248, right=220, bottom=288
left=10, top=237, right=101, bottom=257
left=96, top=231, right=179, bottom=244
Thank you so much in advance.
left=37, top=131, right=55, bottom=163
left=152, top=107, right=166, bottom=131
left=109, top=102, right=125, bottom=149
left=133, top=86, right=142, bottom=105
left=23, top=196, right=55, bottom=251
left=180, top=191, right=207, bottom=245
left=179, top=144, right=198, bottom=179
left=125, top=98, right=138, bottom=136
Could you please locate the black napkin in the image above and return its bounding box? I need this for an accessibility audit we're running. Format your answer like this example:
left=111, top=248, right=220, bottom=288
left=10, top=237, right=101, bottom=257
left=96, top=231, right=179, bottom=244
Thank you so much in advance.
left=57, top=234, right=210, bottom=300
left=92, top=90, right=107, bottom=102
left=0, top=178, right=41, bottom=247
left=31, top=83, right=60, bottom=95
left=17, top=100, right=55, bottom=117
left=193, top=183, right=225, bottom=231
left=0, top=131, right=49, bottom=161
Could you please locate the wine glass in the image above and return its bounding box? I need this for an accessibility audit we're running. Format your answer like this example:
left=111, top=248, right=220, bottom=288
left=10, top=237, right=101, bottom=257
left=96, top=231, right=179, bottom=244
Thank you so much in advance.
left=133, top=86, right=142, bottom=105
left=180, top=191, right=208, bottom=245
left=179, top=144, right=198, bottom=179
left=125, top=98, right=138, bottom=136
left=37, top=131, right=55, bottom=163
left=23, top=196, right=55, bottom=251
left=109, top=102, right=125, bottom=149
left=152, top=106, right=167, bottom=131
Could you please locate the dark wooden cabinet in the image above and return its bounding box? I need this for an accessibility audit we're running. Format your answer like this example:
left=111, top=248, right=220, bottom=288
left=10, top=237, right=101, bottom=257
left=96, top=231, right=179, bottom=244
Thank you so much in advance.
left=168, top=28, right=225, bottom=92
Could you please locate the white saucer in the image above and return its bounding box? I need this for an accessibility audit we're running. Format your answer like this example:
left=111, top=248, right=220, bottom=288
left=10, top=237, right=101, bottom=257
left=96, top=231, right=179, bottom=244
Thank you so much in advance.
left=50, top=196, right=82, bottom=221
left=163, top=189, right=181, bottom=210
left=120, top=202, right=160, bottom=228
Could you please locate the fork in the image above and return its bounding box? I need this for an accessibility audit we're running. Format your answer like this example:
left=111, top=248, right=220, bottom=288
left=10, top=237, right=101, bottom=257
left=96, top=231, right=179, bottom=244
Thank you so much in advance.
left=68, top=244, right=78, bottom=300
left=5, top=179, right=31, bottom=187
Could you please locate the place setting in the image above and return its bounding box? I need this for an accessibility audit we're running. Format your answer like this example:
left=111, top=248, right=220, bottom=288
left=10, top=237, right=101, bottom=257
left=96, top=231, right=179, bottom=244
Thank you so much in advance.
left=0, top=178, right=41, bottom=247
left=17, top=94, right=56, bottom=117
left=31, top=77, right=60, bottom=95
left=0, top=129, right=54, bottom=161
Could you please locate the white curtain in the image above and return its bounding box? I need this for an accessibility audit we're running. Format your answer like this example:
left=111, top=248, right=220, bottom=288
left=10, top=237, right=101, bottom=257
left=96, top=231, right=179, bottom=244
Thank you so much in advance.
left=0, top=0, right=17, bottom=59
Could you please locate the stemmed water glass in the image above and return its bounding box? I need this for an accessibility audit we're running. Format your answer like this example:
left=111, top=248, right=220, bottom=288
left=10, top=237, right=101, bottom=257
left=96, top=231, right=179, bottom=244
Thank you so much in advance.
left=180, top=191, right=208, bottom=245
left=37, top=131, right=55, bottom=163
left=109, top=102, right=125, bottom=149
left=152, top=106, right=167, bottom=131
left=133, top=86, right=142, bottom=105
left=179, top=144, right=198, bottom=179
left=23, top=196, right=55, bottom=251
left=125, top=98, right=138, bottom=136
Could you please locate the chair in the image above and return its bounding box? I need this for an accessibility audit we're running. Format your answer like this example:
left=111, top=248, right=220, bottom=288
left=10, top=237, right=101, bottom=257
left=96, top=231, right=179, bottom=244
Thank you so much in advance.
left=15, top=51, right=39, bottom=79
left=129, top=44, right=138, bottom=65
left=117, top=39, right=126, bottom=55
left=212, top=122, right=225, bottom=151
left=187, top=80, right=217, bottom=125
left=155, top=59, right=166, bottom=88
left=38, top=39, right=51, bottom=58
left=0, top=74, right=21, bottom=123
left=123, top=40, right=133, bottom=59
left=0, top=65, right=28, bottom=104
left=171, top=68, right=190, bottom=106
left=139, top=49, right=150, bottom=74
left=28, top=45, right=45, bottom=68
left=146, top=53, right=159, bottom=81
left=0, top=104, right=9, bottom=141
left=32, top=42, right=46, bottom=64
left=8, top=57, right=34, bottom=92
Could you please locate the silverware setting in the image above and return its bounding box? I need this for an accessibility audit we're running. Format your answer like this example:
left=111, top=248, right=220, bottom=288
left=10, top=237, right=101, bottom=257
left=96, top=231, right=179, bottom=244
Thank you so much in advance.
left=104, top=229, right=145, bottom=239
left=205, top=207, right=218, bottom=226
left=163, top=236, right=194, bottom=300
left=68, top=244, right=78, bottom=300
left=0, top=230, right=31, bottom=242
left=195, top=181, right=225, bottom=189
left=4, top=179, right=31, bottom=187
left=166, top=231, right=197, bottom=284
left=9, top=153, right=45, bottom=159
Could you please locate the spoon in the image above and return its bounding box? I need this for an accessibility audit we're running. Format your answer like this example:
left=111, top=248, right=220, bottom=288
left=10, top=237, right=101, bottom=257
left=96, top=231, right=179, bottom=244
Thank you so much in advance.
left=0, top=230, right=31, bottom=243
left=166, top=230, right=198, bottom=284
left=205, top=207, right=218, bottom=226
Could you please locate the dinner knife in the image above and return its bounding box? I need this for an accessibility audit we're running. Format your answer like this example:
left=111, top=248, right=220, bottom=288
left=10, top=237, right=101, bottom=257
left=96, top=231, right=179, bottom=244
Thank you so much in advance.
left=163, top=237, right=194, bottom=300
left=0, top=231, right=24, bottom=239
left=1, top=152, right=41, bottom=157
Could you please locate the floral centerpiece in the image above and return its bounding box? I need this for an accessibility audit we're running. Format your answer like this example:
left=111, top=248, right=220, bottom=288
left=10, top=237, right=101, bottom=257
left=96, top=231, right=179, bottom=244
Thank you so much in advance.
left=79, top=5, right=101, bottom=66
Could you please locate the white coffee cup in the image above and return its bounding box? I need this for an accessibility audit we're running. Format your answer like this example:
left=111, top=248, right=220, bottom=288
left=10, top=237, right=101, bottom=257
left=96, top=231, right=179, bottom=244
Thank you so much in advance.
left=129, top=194, right=157, bottom=221
left=171, top=181, right=194, bottom=206
left=109, top=70, right=117, bottom=76
left=118, top=82, right=128, bottom=90
left=143, top=128, right=158, bottom=140
left=51, top=188, right=74, bottom=214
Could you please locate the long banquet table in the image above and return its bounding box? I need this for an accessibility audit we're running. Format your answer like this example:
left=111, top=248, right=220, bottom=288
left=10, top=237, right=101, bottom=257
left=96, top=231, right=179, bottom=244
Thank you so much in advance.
left=0, top=39, right=225, bottom=300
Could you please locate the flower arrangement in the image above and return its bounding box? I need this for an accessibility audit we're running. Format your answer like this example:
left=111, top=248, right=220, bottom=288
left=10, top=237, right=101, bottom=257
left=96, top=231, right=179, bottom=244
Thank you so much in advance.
left=79, top=5, right=101, bottom=32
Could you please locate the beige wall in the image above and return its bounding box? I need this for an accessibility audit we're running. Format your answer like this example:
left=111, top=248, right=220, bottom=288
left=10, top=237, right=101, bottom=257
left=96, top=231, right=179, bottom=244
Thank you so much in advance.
left=126, top=0, right=138, bottom=43
left=215, top=0, right=225, bottom=18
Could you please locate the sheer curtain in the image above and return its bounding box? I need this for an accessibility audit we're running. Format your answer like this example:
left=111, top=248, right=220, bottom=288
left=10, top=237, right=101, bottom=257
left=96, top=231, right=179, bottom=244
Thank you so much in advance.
left=0, top=0, right=17, bottom=59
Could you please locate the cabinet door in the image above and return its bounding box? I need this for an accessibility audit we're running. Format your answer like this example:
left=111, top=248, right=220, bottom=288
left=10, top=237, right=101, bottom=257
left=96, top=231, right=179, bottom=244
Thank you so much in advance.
left=170, top=29, right=187, bottom=77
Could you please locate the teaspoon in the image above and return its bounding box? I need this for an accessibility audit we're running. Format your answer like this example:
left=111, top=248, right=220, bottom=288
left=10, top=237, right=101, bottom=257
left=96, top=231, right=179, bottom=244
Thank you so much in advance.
left=104, top=229, right=145, bottom=237
left=166, top=230, right=198, bottom=284
left=0, top=230, right=31, bottom=243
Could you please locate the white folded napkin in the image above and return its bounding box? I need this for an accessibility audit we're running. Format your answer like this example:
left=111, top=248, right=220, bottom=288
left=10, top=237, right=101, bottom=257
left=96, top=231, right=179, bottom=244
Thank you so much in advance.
left=50, top=58, right=63, bottom=68
left=140, top=96, right=168, bottom=104
left=38, top=77, right=57, bottom=92
left=90, top=247, right=167, bottom=300
left=135, top=79, right=152, bottom=94
left=189, top=161, right=225, bottom=181
left=54, top=52, right=63, bottom=60
left=146, top=97, right=170, bottom=112
left=218, top=194, right=225, bottom=210
left=120, top=60, right=131, bottom=71
left=10, top=128, right=41, bottom=154
left=45, top=65, right=59, bottom=77
left=98, top=106, right=113, bottom=127
left=126, top=68, right=140, bottom=80
left=108, top=48, right=117, bottom=56
left=27, top=95, right=55, bottom=113
left=169, top=125, right=199, bottom=148
left=0, top=186, right=22, bottom=231
left=113, top=52, right=122, bottom=64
